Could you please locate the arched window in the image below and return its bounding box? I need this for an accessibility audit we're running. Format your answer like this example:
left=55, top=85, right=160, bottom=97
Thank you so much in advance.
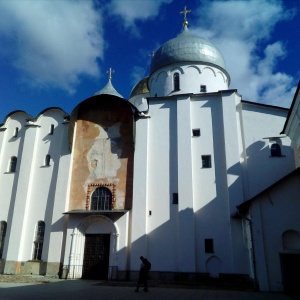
left=271, top=143, right=282, bottom=157
left=32, top=221, right=45, bottom=260
left=0, top=221, right=7, bottom=259
left=49, top=124, right=54, bottom=135
left=173, top=72, right=180, bottom=91
left=91, top=187, right=112, bottom=210
left=14, top=127, right=19, bottom=138
left=9, top=156, right=17, bottom=172
left=45, top=154, right=51, bottom=166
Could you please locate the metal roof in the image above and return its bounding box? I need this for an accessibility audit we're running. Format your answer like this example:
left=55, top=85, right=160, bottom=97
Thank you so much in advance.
left=150, top=28, right=227, bottom=74
left=94, top=79, right=123, bottom=98
left=130, top=77, right=149, bottom=98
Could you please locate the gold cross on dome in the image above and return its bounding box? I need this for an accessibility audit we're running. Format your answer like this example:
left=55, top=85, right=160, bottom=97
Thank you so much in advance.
left=180, top=6, right=191, bottom=27
left=149, top=50, right=154, bottom=58
left=107, top=67, right=114, bottom=80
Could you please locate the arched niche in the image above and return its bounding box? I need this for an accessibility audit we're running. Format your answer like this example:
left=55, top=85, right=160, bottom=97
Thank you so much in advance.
left=206, top=255, right=222, bottom=278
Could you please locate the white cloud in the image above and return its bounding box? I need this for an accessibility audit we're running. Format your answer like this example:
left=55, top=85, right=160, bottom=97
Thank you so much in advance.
left=193, top=0, right=296, bottom=107
left=108, top=0, right=172, bottom=36
left=0, top=0, right=104, bottom=93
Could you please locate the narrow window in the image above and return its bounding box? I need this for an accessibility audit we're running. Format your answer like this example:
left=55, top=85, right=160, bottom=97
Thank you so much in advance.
left=91, top=187, right=112, bottom=210
left=173, top=72, right=180, bottom=91
left=9, top=156, right=17, bottom=172
left=32, top=221, right=45, bottom=260
left=200, top=85, right=207, bottom=92
left=0, top=221, right=7, bottom=259
left=270, top=144, right=282, bottom=157
left=49, top=124, right=54, bottom=135
left=192, top=128, right=201, bottom=137
left=13, top=127, right=19, bottom=138
left=205, top=239, right=214, bottom=253
left=45, top=154, right=51, bottom=166
left=172, top=193, right=178, bottom=204
left=202, top=155, right=211, bottom=168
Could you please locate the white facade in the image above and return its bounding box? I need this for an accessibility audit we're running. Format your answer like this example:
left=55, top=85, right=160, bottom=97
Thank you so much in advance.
left=282, top=81, right=300, bottom=167
left=129, top=88, right=294, bottom=281
left=237, top=169, right=300, bottom=292
left=0, top=23, right=298, bottom=293
left=0, top=109, right=70, bottom=274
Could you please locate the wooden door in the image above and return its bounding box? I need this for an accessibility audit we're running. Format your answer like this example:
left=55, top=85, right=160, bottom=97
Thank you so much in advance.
left=82, top=234, right=110, bottom=279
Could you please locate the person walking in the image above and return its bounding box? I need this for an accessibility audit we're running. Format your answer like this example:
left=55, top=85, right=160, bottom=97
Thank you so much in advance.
left=135, top=256, right=151, bottom=292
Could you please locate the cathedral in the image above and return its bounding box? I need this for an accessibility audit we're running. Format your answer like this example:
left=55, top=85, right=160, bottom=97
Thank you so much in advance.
left=0, top=11, right=299, bottom=293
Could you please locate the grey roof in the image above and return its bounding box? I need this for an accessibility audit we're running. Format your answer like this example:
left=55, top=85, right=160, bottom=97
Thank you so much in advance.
left=150, top=28, right=227, bottom=74
left=94, top=79, right=123, bottom=98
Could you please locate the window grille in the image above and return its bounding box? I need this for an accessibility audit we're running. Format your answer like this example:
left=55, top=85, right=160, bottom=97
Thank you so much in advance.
left=32, top=221, right=45, bottom=260
left=91, top=187, right=112, bottom=210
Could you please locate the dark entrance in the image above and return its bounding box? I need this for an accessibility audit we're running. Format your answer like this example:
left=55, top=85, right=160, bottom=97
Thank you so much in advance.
left=280, top=253, right=300, bottom=292
left=82, top=234, right=110, bottom=279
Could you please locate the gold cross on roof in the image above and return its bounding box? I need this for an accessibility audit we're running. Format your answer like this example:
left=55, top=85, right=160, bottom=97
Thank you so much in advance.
left=149, top=51, right=154, bottom=58
left=180, top=6, right=191, bottom=27
left=107, top=67, right=114, bottom=80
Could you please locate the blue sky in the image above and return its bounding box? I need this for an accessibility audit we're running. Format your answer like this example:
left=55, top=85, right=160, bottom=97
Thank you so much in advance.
left=0, top=0, right=299, bottom=122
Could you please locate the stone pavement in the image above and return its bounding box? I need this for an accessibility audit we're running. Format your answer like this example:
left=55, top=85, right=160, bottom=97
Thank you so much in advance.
left=0, top=276, right=298, bottom=300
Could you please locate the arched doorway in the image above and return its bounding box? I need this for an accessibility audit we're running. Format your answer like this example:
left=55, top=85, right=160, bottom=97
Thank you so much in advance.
left=82, top=233, right=110, bottom=279
left=67, top=215, right=118, bottom=280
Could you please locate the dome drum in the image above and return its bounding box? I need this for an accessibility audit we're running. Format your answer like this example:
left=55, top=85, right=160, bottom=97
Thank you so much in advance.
left=149, top=63, right=229, bottom=97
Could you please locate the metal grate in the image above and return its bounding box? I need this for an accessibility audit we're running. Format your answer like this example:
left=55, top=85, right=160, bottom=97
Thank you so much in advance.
left=91, top=187, right=112, bottom=210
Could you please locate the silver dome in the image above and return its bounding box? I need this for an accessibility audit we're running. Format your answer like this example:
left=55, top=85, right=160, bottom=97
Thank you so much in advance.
left=150, top=28, right=227, bottom=75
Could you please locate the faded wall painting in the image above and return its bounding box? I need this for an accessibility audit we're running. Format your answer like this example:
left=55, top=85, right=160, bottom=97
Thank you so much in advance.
left=68, top=96, right=134, bottom=211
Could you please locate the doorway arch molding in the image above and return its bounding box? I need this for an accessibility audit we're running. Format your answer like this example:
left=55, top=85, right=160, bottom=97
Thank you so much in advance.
left=67, top=215, right=119, bottom=279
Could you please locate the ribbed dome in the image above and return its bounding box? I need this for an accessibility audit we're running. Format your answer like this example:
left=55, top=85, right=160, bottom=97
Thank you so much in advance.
left=150, top=28, right=227, bottom=74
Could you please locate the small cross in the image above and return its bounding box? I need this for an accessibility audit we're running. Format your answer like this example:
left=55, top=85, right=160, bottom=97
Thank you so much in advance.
left=149, top=51, right=154, bottom=58
left=107, top=67, right=114, bottom=80
left=180, top=6, right=191, bottom=27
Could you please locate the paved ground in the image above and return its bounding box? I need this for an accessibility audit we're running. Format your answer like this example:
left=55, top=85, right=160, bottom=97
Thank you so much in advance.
left=0, top=276, right=298, bottom=300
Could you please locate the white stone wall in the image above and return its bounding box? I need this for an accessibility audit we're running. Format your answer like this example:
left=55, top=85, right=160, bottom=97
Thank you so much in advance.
left=0, top=109, right=70, bottom=274
left=130, top=89, right=295, bottom=278
left=241, top=103, right=295, bottom=199
left=146, top=99, right=179, bottom=271
left=249, top=172, right=300, bottom=291
left=282, top=85, right=300, bottom=168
